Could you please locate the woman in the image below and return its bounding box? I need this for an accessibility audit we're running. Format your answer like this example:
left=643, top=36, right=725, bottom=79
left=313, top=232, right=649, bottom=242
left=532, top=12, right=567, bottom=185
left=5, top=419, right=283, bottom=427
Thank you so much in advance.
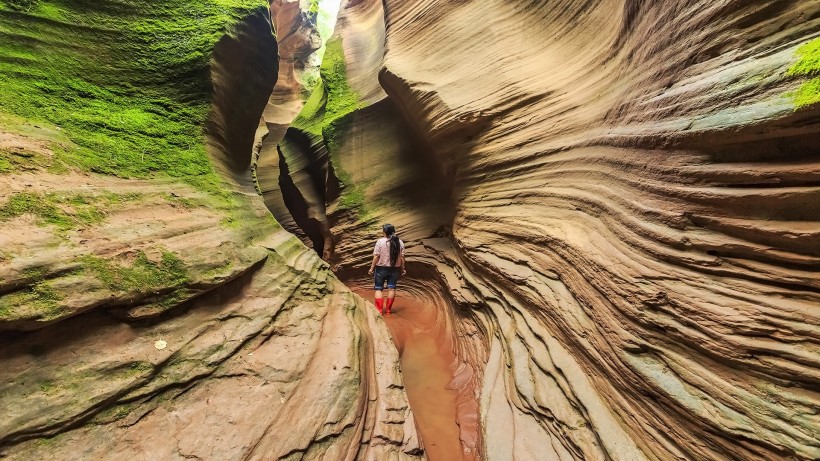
left=368, top=223, right=406, bottom=315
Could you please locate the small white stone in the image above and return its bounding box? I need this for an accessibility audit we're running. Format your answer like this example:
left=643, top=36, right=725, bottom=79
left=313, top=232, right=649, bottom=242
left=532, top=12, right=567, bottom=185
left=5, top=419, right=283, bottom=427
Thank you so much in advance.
left=154, top=339, right=167, bottom=350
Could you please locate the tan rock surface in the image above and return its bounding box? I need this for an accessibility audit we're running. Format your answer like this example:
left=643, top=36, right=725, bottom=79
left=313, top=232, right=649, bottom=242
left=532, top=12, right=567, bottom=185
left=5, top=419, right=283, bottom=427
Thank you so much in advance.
left=264, top=0, right=820, bottom=459
left=349, top=276, right=488, bottom=460
left=255, top=0, right=324, bottom=233
left=0, top=231, right=421, bottom=460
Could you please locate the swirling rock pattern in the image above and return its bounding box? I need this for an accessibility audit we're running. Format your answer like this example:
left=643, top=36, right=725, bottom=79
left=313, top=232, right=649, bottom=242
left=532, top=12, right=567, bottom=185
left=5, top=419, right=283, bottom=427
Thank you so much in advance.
left=266, top=0, right=820, bottom=459
left=0, top=233, right=421, bottom=459
left=0, top=1, right=421, bottom=459
left=255, top=0, right=324, bottom=233
left=1, top=0, right=819, bottom=459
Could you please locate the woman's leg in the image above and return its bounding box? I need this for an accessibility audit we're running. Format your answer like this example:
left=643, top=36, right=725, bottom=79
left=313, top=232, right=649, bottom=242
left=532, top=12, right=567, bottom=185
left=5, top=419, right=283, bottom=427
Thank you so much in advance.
left=385, top=268, right=399, bottom=314
left=374, top=289, right=384, bottom=314
left=385, top=289, right=396, bottom=314
left=374, top=267, right=385, bottom=314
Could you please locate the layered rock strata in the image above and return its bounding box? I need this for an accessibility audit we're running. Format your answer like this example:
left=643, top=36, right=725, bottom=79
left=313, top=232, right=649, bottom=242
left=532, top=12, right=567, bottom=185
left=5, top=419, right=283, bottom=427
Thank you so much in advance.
left=263, top=0, right=820, bottom=459
left=1, top=0, right=819, bottom=459
left=0, top=1, right=421, bottom=459
left=347, top=273, right=488, bottom=460
left=254, top=0, right=325, bottom=231
left=1, top=233, right=422, bottom=459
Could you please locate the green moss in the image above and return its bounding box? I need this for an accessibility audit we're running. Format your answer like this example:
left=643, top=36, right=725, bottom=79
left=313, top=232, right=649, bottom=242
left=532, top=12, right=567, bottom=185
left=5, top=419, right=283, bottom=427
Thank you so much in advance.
left=290, top=38, right=363, bottom=133
left=788, top=38, right=820, bottom=77
left=22, top=266, right=47, bottom=280
left=0, top=191, right=128, bottom=231
left=0, top=193, right=63, bottom=227
left=29, top=282, right=62, bottom=312
left=299, top=71, right=321, bottom=98
left=3, top=0, right=39, bottom=11
left=286, top=37, right=369, bottom=215
left=791, top=77, right=820, bottom=108
left=338, top=183, right=365, bottom=210
left=220, top=216, right=242, bottom=228
left=0, top=146, right=54, bottom=173
left=336, top=178, right=381, bottom=222
left=120, top=361, right=154, bottom=377
left=787, top=37, right=820, bottom=109
left=0, top=0, right=268, bottom=193
left=320, top=38, right=364, bottom=123
left=293, top=81, right=328, bottom=135
left=34, top=433, right=64, bottom=447
left=0, top=279, right=63, bottom=320
left=80, top=251, right=189, bottom=294
left=39, top=379, right=56, bottom=393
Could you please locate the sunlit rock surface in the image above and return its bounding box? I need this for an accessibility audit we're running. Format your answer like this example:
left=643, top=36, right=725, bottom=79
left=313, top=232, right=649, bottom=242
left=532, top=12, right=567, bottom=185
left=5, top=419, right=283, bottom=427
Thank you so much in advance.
left=254, top=0, right=323, bottom=234
left=266, top=0, right=820, bottom=459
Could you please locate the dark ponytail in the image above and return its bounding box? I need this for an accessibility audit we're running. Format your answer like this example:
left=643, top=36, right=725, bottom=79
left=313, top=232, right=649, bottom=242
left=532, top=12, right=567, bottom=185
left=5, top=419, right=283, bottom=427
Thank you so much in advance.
left=383, top=223, right=400, bottom=267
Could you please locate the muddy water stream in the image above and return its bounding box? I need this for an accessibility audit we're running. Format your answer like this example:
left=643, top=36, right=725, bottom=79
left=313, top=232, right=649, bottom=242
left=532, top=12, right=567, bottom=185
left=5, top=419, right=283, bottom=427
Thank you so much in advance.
left=350, top=285, right=468, bottom=461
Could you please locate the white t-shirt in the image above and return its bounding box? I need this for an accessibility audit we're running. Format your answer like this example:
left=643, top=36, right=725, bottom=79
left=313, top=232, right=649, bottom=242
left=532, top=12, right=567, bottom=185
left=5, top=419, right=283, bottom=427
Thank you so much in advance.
left=373, top=237, right=405, bottom=267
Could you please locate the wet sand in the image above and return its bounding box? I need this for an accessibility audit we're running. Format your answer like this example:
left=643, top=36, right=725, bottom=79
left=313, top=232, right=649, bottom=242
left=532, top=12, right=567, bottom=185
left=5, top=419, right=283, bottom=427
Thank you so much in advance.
left=352, top=287, right=465, bottom=461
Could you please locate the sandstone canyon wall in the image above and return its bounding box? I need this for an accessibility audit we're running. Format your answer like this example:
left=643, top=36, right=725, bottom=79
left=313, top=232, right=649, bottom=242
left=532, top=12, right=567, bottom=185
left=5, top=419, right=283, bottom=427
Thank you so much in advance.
left=0, top=1, right=421, bottom=459
left=0, top=0, right=819, bottom=460
left=263, top=0, right=820, bottom=460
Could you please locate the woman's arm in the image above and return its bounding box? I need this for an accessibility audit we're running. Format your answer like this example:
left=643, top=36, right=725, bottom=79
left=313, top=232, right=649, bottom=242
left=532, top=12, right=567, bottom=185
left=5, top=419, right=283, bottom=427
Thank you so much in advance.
left=400, top=241, right=406, bottom=275
left=368, top=254, right=379, bottom=275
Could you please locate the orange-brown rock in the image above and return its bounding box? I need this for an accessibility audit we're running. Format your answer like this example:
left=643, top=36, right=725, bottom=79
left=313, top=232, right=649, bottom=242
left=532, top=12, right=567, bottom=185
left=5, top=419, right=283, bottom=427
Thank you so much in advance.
left=265, top=0, right=820, bottom=459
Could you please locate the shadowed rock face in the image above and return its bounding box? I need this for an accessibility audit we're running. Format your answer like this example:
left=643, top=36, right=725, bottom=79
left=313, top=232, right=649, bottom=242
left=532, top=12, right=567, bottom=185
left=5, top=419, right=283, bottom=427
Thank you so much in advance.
left=254, top=0, right=324, bottom=233
left=265, top=0, right=820, bottom=459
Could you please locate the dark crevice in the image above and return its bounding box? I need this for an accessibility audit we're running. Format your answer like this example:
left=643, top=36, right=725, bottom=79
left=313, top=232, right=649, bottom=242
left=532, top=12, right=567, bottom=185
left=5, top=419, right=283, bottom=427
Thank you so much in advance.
left=206, top=7, right=279, bottom=181
left=277, top=139, right=327, bottom=255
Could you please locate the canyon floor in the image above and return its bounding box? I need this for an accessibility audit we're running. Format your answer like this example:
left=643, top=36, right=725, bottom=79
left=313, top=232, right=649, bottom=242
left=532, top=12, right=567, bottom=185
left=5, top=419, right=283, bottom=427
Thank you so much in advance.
left=350, top=282, right=472, bottom=461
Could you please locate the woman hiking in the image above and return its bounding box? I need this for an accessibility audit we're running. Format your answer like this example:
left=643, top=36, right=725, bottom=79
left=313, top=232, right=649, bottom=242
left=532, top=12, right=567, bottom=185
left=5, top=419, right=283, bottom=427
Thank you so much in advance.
left=368, top=224, right=406, bottom=315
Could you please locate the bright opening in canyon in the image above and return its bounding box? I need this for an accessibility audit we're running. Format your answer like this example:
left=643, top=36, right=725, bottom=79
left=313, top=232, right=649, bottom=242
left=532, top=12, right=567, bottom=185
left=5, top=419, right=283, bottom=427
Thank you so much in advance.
left=0, top=1, right=818, bottom=460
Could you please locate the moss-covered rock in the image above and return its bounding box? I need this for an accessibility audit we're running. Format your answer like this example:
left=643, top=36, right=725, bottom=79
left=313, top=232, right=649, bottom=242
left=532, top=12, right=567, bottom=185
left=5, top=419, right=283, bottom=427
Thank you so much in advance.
left=0, top=191, right=142, bottom=232
left=0, top=0, right=269, bottom=192
left=787, top=37, right=820, bottom=109
left=284, top=36, right=367, bottom=218
left=0, top=0, right=281, bottom=329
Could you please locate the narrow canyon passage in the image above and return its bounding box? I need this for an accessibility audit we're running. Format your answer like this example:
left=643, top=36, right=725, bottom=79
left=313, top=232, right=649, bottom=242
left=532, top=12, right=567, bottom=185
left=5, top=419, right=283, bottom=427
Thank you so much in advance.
left=2, top=0, right=819, bottom=459
left=249, top=0, right=820, bottom=458
left=348, top=279, right=478, bottom=461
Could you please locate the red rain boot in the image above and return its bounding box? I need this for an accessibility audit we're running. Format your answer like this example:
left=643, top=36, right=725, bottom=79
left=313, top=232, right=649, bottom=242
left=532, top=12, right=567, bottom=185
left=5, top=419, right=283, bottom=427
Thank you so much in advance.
left=385, top=298, right=395, bottom=315
left=375, top=298, right=384, bottom=315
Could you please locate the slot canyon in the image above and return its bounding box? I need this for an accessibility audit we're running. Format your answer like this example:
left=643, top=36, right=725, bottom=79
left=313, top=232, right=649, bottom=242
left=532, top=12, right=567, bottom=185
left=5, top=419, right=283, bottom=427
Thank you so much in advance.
left=0, top=0, right=818, bottom=460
